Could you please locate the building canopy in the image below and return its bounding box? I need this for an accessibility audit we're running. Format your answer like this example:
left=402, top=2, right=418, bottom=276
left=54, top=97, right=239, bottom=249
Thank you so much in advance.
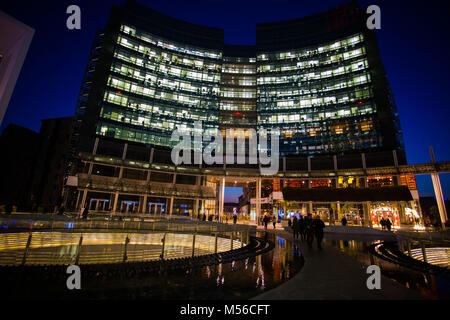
left=282, top=186, right=413, bottom=202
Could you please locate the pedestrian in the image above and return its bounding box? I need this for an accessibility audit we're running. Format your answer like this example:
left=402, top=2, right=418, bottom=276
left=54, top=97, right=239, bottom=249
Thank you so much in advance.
left=263, top=215, right=269, bottom=230
left=385, top=218, right=392, bottom=231
left=233, top=214, right=237, bottom=224
left=313, top=215, right=326, bottom=250
left=305, top=214, right=314, bottom=249
left=380, top=217, right=386, bottom=230
left=82, top=206, right=89, bottom=220
left=341, top=216, right=347, bottom=226
left=292, top=216, right=299, bottom=239
left=299, top=215, right=306, bottom=241
left=272, top=216, right=276, bottom=229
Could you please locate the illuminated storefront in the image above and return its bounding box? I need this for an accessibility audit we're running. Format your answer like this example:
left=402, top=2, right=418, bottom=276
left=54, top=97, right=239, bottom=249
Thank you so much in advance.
left=370, top=204, right=400, bottom=229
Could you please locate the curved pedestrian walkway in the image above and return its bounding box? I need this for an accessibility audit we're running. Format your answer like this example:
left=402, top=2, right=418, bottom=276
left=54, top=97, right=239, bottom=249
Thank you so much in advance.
left=253, top=229, right=427, bottom=300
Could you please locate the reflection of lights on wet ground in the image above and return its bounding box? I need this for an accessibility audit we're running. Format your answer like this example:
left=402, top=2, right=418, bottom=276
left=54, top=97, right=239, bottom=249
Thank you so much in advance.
left=409, top=248, right=450, bottom=268
left=260, top=266, right=265, bottom=290
left=278, top=237, right=285, bottom=248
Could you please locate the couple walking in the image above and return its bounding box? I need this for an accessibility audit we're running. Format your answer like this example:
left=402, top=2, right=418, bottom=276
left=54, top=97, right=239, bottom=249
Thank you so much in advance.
left=293, top=214, right=325, bottom=250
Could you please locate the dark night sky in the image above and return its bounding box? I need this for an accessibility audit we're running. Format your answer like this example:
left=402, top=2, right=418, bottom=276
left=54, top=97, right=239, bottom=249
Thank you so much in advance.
left=1, top=0, right=450, bottom=202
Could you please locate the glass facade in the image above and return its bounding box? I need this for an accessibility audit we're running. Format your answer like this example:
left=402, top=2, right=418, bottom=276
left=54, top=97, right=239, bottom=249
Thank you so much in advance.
left=219, top=55, right=257, bottom=136
left=257, top=33, right=379, bottom=155
left=80, top=2, right=402, bottom=159
left=97, top=25, right=222, bottom=147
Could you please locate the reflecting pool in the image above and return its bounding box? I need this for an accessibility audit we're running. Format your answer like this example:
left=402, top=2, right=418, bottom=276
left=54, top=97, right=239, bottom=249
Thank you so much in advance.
left=3, top=231, right=304, bottom=299
left=324, top=237, right=450, bottom=300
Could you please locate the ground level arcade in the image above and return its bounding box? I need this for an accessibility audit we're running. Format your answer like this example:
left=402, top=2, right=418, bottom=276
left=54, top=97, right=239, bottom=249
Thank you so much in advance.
left=66, top=139, right=449, bottom=229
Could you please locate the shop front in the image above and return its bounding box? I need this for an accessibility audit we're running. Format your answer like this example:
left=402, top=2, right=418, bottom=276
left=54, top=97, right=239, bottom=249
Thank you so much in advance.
left=370, top=204, right=400, bottom=229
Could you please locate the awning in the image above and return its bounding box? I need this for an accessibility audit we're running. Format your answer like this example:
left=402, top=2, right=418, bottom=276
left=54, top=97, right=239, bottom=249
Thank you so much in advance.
left=282, top=186, right=413, bottom=202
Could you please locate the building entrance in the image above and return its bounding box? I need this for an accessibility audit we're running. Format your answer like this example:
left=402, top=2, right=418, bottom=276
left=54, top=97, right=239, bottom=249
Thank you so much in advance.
left=120, top=201, right=138, bottom=214
left=147, top=202, right=165, bottom=216
left=89, top=198, right=109, bottom=211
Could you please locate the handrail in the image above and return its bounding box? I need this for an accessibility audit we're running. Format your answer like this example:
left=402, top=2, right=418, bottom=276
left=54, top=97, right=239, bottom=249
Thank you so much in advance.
left=0, top=218, right=255, bottom=267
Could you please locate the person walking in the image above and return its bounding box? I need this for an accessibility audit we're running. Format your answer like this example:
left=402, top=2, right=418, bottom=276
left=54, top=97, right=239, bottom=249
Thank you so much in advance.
left=272, top=216, right=277, bottom=229
left=299, top=215, right=306, bottom=241
left=313, top=216, right=326, bottom=250
left=233, top=214, right=237, bottom=224
left=380, top=217, right=386, bottom=230
left=305, top=214, right=314, bottom=249
left=263, top=215, right=269, bottom=230
left=341, top=216, right=347, bottom=226
left=292, top=216, right=299, bottom=239
left=385, top=218, right=392, bottom=231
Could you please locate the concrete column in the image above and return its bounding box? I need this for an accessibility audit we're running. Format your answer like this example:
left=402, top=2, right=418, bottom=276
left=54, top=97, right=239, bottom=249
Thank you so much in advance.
left=337, top=201, right=341, bottom=218
left=92, top=137, right=99, bottom=155
left=219, top=177, right=225, bottom=221
left=365, top=201, right=372, bottom=227
left=122, top=143, right=128, bottom=160
left=75, top=190, right=81, bottom=210
left=87, top=138, right=99, bottom=177
left=112, top=192, right=119, bottom=213
left=169, top=197, right=174, bottom=219
left=393, top=175, right=400, bottom=187
left=393, top=150, right=399, bottom=168
left=194, top=198, right=199, bottom=220
left=431, top=172, right=448, bottom=228
left=256, top=178, right=261, bottom=222
left=80, top=189, right=88, bottom=211
left=149, top=147, right=154, bottom=163
left=429, top=146, right=447, bottom=228
left=117, top=143, right=128, bottom=180
left=141, top=195, right=148, bottom=214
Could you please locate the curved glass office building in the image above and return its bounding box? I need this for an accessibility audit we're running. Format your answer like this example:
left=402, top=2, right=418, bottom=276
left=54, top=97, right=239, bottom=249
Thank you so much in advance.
left=67, top=0, right=422, bottom=229
left=75, top=0, right=403, bottom=157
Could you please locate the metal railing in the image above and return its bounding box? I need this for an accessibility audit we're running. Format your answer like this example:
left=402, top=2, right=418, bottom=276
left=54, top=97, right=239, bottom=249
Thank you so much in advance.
left=0, top=218, right=253, bottom=266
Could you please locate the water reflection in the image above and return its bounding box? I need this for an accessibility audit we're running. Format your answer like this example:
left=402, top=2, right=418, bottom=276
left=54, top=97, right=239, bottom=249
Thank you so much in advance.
left=84, top=231, right=304, bottom=299
left=324, top=238, right=450, bottom=300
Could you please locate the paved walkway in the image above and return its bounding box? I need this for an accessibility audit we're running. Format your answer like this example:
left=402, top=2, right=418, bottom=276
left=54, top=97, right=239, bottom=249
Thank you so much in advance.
left=253, top=229, right=427, bottom=300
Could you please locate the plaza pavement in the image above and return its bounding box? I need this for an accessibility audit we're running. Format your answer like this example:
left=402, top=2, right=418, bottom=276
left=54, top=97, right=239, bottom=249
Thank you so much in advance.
left=252, top=228, right=427, bottom=300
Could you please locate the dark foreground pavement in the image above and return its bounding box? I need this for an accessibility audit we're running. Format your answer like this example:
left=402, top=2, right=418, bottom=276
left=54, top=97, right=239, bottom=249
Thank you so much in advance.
left=253, top=229, right=426, bottom=300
